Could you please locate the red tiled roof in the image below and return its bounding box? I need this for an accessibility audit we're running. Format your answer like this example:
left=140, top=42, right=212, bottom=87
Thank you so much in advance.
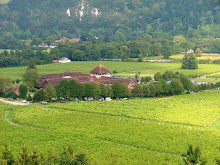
left=90, top=64, right=111, bottom=74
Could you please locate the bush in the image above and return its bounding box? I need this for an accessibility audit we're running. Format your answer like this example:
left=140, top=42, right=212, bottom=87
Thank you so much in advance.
left=19, top=84, right=28, bottom=99
left=33, top=89, right=46, bottom=102
left=26, top=94, right=33, bottom=101
left=6, top=91, right=17, bottom=99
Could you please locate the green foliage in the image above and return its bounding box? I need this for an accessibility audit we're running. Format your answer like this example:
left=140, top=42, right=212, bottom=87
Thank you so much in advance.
left=85, top=83, right=101, bottom=98
left=0, top=91, right=219, bottom=164
left=23, top=69, right=40, bottom=88
left=182, top=145, right=207, bottom=165
left=19, top=84, right=28, bottom=99
left=1, top=144, right=14, bottom=165
left=0, top=77, right=12, bottom=93
left=195, top=48, right=202, bottom=57
left=33, top=89, right=46, bottom=102
left=182, top=53, right=198, bottom=69
left=132, top=84, right=144, bottom=97
left=5, top=90, right=17, bottom=99
left=26, top=94, right=32, bottom=101
left=55, top=80, right=69, bottom=99
left=45, top=84, right=57, bottom=100
left=1, top=144, right=88, bottom=165
left=171, top=79, right=184, bottom=95
left=27, top=57, right=36, bottom=69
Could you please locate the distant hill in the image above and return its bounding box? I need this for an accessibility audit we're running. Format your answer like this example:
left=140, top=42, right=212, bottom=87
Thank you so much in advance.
left=0, top=0, right=219, bottom=41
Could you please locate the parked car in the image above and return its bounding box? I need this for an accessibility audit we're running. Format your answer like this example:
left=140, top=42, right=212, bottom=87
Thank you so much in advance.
left=21, top=100, right=26, bottom=103
left=75, top=98, right=81, bottom=102
left=60, top=101, right=67, bottom=103
left=7, top=98, right=12, bottom=100
left=9, top=98, right=15, bottom=101
left=41, top=101, right=48, bottom=104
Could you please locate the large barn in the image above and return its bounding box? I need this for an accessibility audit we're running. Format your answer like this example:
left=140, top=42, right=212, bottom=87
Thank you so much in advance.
left=40, top=65, right=136, bottom=89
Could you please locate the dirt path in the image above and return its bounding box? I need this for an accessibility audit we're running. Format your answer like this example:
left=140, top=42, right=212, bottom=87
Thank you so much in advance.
left=0, top=98, right=30, bottom=105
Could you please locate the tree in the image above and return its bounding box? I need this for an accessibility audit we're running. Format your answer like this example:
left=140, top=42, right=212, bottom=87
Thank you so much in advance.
left=105, top=85, right=113, bottom=98
left=151, top=43, right=161, bottom=56
left=55, top=80, right=69, bottom=99
left=155, top=81, right=164, bottom=96
left=154, top=72, right=162, bottom=81
left=182, top=145, right=207, bottom=165
left=6, top=90, right=17, bottom=99
left=171, top=79, right=184, bottom=95
left=72, top=49, right=85, bottom=61
left=19, top=84, right=28, bottom=99
left=149, top=81, right=157, bottom=97
left=112, top=82, right=121, bottom=98
left=99, top=83, right=107, bottom=98
left=33, top=89, right=46, bottom=102
left=45, top=84, right=57, bottom=100
left=26, top=94, right=32, bottom=101
left=132, top=84, right=144, bottom=97
left=179, top=75, right=194, bottom=92
left=161, top=44, right=172, bottom=59
left=85, top=83, right=100, bottom=97
left=103, top=35, right=110, bottom=43
left=119, top=83, right=130, bottom=98
left=143, top=85, right=151, bottom=97
left=128, top=41, right=141, bottom=58
left=27, top=57, right=36, bottom=69
left=181, top=53, right=198, bottom=69
left=0, top=77, right=12, bottom=93
left=195, top=48, right=202, bottom=57
left=23, top=69, right=40, bottom=87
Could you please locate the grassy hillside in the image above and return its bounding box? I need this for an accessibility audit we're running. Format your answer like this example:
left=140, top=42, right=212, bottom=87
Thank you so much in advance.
left=1, top=61, right=220, bottom=80
left=0, top=0, right=9, bottom=4
left=0, top=91, right=219, bottom=164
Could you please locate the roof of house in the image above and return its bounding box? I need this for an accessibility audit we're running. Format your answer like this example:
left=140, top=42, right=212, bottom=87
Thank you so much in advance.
left=90, top=64, right=111, bottom=74
left=59, top=57, right=70, bottom=61
left=42, top=76, right=136, bottom=88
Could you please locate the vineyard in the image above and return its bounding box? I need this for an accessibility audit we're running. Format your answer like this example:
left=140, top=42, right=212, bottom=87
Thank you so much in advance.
left=170, top=54, right=220, bottom=61
left=0, top=91, right=219, bottom=164
left=1, top=61, right=220, bottom=80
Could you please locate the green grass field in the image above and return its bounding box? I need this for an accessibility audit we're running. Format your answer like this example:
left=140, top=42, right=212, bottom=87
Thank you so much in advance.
left=1, top=61, right=220, bottom=80
left=0, top=0, right=9, bottom=4
left=170, top=54, right=220, bottom=61
left=0, top=91, right=219, bottom=164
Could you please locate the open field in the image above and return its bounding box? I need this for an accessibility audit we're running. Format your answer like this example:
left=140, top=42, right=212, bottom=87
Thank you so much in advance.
left=0, top=91, right=219, bottom=164
left=170, top=54, right=220, bottom=61
left=0, top=0, right=9, bottom=4
left=0, top=49, right=13, bottom=53
left=1, top=61, right=220, bottom=80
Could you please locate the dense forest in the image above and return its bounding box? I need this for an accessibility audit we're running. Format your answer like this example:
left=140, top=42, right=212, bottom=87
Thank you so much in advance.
left=0, top=0, right=219, bottom=45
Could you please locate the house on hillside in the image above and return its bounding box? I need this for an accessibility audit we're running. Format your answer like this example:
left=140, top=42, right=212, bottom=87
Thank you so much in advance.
left=90, top=64, right=111, bottom=78
left=187, top=49, right=194, bottom=54
left=58, top=57, right=71, bottom=63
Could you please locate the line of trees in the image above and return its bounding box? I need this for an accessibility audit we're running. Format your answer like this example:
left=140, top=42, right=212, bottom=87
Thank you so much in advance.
left=32, top=80, right=131, bottom=102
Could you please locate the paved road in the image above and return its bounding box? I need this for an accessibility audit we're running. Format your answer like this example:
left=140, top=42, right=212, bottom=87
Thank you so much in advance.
left=0, top=98, right=30, bottom=105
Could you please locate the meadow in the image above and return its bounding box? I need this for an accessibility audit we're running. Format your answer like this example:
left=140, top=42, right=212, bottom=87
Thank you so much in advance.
left=1, top=61, right=220, bottom=80
left=0, top=0, right=9, bottom=4
left=170, top=54, right=220, bottom=61
left=0, top=91, right=219, bottom=164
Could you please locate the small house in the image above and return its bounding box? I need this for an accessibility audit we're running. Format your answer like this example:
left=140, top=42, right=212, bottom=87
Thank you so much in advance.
left=58, top=57, right=71, bottom=63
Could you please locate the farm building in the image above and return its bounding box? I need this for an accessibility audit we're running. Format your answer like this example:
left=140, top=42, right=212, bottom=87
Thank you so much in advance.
left=58, top=57, right=71, bottom=63
left=40, top=65, right=136, bottom=89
